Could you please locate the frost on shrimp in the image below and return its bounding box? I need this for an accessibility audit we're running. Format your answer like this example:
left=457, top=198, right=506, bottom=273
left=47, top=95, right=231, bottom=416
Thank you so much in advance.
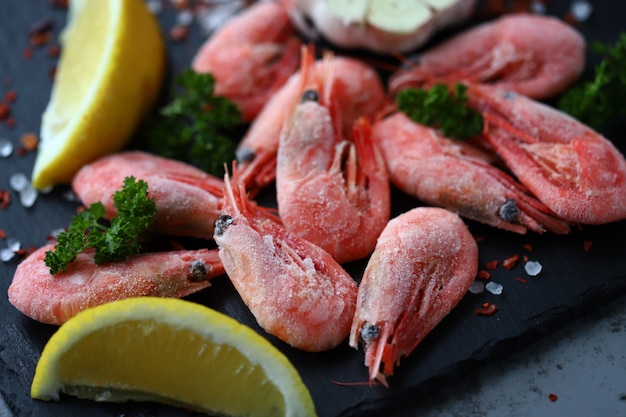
left=213, top=170, right=358, bottom=352
left=349, top=207, right=478, bottom=386
left=235, top=48, right=386, bottom=192
left=191, top=1, right=301, bottom=123
left=72, top=151, right=224, bottom=240
left=371, top=111, right=570, bottom=234
left=8, top=244, right=224, bottom=325
left=466, top=83, right=626, bottom=225
left=276, top=49, right=390, bottom=263
left=390, top=13, right=586, bottom=100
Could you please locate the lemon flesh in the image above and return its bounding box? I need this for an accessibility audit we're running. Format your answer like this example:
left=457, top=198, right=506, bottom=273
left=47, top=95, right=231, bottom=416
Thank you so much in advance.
left=32, top=0, right=166, bottom=189
left=31, top=297, right=317, bottom=417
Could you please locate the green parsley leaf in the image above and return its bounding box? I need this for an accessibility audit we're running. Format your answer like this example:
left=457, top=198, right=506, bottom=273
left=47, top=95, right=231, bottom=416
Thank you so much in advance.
left=44, top=176, right=156, bottom=274
left=141, top=70, right=243, bottom=176
left=558, top=33, right=626, bottom=129
left=396, top=83, right=483, bottom=140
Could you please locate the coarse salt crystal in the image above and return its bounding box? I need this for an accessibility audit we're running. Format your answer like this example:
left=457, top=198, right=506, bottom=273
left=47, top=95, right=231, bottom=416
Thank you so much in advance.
left=145, top=0, right=162, bottom=15
left=570, top=0, right=593, bottom=21
left=524, top=260, right=543, bottom=276
left=486, top=281, right=503, bottom=295
left=177, top=9, right=194, bottom=26
left=468, top=280, right=485, bottom=294
left=19, top=186, right=38, bottom=208
left=9, top=172, right=29, bottom=192
left=530, top=1, right=547, bottom=14
left=1, top=238, right=20, bottom=262
left=196, top=1, right=244, bottom=34
left=0, top=138, right=13, bottom=157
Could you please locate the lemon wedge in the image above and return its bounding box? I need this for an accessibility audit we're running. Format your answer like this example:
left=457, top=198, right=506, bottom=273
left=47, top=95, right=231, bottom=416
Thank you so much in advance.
left=31, top=297, right=317, bottom=417
left=31, top=0, right=166, bottom=189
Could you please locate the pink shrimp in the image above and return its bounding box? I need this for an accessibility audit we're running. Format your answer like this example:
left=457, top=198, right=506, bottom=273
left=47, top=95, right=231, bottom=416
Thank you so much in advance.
left=235, top=47, right=386, bottom=192
left=213, top=169, right=358, bottom=352
left=349, top=207, right=479, bottom=386
left=191, top=1, right=301, bottom=123
left=464, top=82, right=626, bottom=225
left=371, top=111, right=570, bottom=234
left=8, top=244, right=223, bottom=325
left=275, top=49, right=390, bottom=263
left=390, top=13, right=586, bottom=100
left=72, top=151, right=223, bottom=240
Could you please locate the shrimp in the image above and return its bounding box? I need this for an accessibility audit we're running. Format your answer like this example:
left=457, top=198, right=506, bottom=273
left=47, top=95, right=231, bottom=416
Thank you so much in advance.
left=213, top=169, right=358, bottom=352
left=349, top=207, right=479, bottom=386
left=72, top=151, right=223, bottom=240
left=390, top=13, right=586, bottom=100
left=8, top=244, right=223, bottom=325
left=465, top=82, right=626, bottom=225
left=191, top=0, right=301, bottom=123
left=235, top=46, right=386, bottom=192
left=276, top=48, right=390, bottom=263
left=371, top=111, right=570, bottom=234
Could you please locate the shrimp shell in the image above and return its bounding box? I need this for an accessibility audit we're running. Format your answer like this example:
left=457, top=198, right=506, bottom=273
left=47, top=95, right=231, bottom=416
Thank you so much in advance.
left=8, top=244, right=223, bottom=325
left=349, top=207, right=478, bottom=385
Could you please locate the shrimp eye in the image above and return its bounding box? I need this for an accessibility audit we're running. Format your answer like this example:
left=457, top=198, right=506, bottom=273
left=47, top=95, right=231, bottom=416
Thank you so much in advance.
left=301, top=89, right=319, bottom=103
left=360, top=323, right=380, bottom=344
left=214, top=214, right=234, bottom=237
left=188, top=259, right=208, bottom=282
left=499, top=198, right=519, bottom=223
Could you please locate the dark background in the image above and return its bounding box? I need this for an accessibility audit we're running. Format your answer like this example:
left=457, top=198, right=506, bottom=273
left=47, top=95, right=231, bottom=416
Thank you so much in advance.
left=1, top=1, right=625, bottom=416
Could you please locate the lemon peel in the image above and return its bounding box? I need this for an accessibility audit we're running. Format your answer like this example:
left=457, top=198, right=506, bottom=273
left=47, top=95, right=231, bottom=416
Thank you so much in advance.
left=31, top=297, right=317, bottom=417
left=31, top=0, right=166, bottom=189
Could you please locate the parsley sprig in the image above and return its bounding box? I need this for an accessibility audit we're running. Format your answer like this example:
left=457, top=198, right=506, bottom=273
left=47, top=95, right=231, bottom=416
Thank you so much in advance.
left=396, top=83, right=483, bottom=140
left=559, top=33, right=626, bottom=129
left=142, top=69, right=243, bottom=176
left=44, top=177, right=156, bottom=275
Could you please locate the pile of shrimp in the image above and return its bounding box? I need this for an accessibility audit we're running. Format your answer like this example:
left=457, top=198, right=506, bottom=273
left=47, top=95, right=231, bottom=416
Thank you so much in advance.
left=9, top=1, right=626, bottom=386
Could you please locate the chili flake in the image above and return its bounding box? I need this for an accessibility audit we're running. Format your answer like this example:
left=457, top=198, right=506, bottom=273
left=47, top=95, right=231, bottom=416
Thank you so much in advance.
left=523, top=243, right=533, bottom=252
left=20, top=132, right=39, bottom=152
left=477, top=270, right=491, bottom=280
left=0, top=190, right=11, bottom=210
left=169, top=25, right=189, bottom=42
left=47, top=44, right=61, bottom=58
left=583, top=240, right=592, bottom=252
left=515, top=277, right=528, bottom=284
left=5, top=91, right=17, bottom=103
left=502, top=253, right=520, bottom=269
left=485, top=260, right=498, bottom=270
left=0, top=103, right=9, bottom=120
left=548, top=393, right=558, bottom=402
left=0, top=229, right=6, bottom=239
left=475, top=302, right=498, bottom=316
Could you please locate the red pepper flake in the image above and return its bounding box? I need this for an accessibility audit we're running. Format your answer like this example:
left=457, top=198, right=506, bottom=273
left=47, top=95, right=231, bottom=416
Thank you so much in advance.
left=49, top=65, right=57, bottom=79
left=5, top=90, right=17, bottom=103
left=49, top=0, right=69, bottom=8
left=485, top=260, right=498, bottom=270
left=0, top=102, right=9, bottom=120
left=477, top=270, right=491, bottom=280
left=0, top=190, right=11, bottom=210
left=523, top=243, right=533, bottom=252
left=515, top=277, right=528, bottom=284
left=475, top=302, right=498, bottom=316
left=5, top=117, right=16, bottom=129
left=583, top=240, right=592, bottom=252
left=502, top=253, right=520, bottom=270
left=47, top=44, right=61, bottom=58
left=20, top=132, right=39, bottom=152
left=523, top=254, right=529, bottom=262
left=0, top=229, right=6, bottom=239
left=22, top=47, right=34, bottom=60
left=169, top=25, right=189, bottom=42
left=548, top=393, right=558, bottom=402
left=30, top=31, right=53, bottom=47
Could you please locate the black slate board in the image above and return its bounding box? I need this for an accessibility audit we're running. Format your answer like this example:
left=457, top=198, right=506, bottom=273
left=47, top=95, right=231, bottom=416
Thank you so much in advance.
left=1, top=1, right=626, bottom=416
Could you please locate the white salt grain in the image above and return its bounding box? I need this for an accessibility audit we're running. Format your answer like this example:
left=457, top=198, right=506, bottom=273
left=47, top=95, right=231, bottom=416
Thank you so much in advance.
left=530, top=1, right=547, bottom=14
left=197, top=1, right=244, bottom=34
left=0, top=138, right=13, bottom=157
left=570, top=0, right=593, bottom=22
left=1, top=238, right=21, bottom=262
left=524, top=260, right=543, bottom=276
left=19, top=186, right=38, bottom=208
left=486, top=281, right=503, bottom=295
left=145, top=0, right=162, bottom=15
left=177, top=9, right=194, bottom=26
left=468, top=280, right=485, bottom=294
left=9, top=172, right=29, bottom=192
